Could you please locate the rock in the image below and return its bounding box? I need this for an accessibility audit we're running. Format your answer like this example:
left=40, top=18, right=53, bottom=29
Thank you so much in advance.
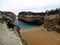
left=0, top=11, right=27, bottom=45
left=18, top=11, right=44, bottom=25
left=0, top=22, right=23, bottom=45
left=44, top=14, right=60, bottom=32
left=2, top=11, right=16, bottom=21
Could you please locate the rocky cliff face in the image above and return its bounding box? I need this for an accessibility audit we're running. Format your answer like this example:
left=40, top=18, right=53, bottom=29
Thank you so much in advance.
left=18, top=11, right=44, bottom=25
left=6, top=12, right=16, bottom=20
left=0, top=22, right=23, bottom=45
left=1, top=11, right=16, bottom=21
left=0, top=11, right=27, bottom=45
left=44, top=14, right=60, bottom=32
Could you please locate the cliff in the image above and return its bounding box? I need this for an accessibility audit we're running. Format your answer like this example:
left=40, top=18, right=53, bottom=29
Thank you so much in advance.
left=18, top=8, right=60, bottom=26
left=18, top=8, right=60, bottom=23
left=18, top=11, right=44, bottom=25
left=0, top=22, right=23, bottom=45
left=0, top=12, right=27, bottom=45
left=1, top=11, right=16, bottom=20
left=44, top=14, right=60, bottom=32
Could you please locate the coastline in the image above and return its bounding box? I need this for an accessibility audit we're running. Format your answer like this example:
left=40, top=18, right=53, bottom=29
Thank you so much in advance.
left=20, top=25, right=44, bottom=32
left=21, top=26, right=60, bottom=45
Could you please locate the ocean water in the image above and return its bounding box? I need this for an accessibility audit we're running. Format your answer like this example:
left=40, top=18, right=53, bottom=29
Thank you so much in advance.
left=15, top=17, right=38, bottom=30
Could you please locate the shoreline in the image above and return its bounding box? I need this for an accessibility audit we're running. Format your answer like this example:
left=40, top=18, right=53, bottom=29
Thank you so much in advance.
left=21, top=26, right=60, bottom=45
left=20, top=25, right=45, bottom=32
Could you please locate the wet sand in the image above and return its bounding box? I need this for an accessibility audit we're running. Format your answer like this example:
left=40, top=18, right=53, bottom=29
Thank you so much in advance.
left=21, top=27, right=60, bottom=45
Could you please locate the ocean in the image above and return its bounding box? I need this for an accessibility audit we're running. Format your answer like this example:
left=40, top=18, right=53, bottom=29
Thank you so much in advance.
left=15, top=17, right=38, bottom=30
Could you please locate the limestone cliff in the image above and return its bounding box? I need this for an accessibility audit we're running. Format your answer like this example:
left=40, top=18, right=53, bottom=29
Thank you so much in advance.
left=44, top=14, right=60, bottom=32
left=1, top=11, right=16, bottom=21
left=18, top=11, right=44, bottom=25
left=0, top=22, right=23, bottom=45
left=0, top=11, right=27, bottom=45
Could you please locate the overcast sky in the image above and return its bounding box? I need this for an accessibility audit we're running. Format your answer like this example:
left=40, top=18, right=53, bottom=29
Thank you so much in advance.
left=0, top=0, right=60, bottom=15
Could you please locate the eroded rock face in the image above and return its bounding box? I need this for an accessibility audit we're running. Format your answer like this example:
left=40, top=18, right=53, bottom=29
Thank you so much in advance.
left=0, top=22, right=23, bottom=45
left=0, top=11, right=3, bottom=19
left=44, top=14, right=60, bottom=32
left=18, top=11, right=44, bottom=25
left=1, top=11, right=16, bottom=21
left=7, top=12, right=16, bottom=20
left=0, top=11, right=27, bottom=45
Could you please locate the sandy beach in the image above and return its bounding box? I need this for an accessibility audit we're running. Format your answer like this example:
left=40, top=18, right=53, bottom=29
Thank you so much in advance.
left=21, top=26, right=60, bottom=45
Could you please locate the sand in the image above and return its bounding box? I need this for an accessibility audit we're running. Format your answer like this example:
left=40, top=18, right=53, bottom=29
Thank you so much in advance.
left=21, top=26, right=60, bottom=45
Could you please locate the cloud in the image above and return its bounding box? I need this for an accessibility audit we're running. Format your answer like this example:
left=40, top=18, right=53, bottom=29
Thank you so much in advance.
left=0, top=0, right=60, bottom=14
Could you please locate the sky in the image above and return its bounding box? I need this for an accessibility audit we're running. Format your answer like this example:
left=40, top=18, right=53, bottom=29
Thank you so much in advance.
left=0, top=0, right=60, bottom=15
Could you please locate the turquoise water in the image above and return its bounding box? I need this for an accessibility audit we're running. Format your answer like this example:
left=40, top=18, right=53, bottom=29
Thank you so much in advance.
left=15, top=19, right=38, bottom=30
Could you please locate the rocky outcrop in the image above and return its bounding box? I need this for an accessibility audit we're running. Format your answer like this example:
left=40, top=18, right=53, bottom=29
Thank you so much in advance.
left=0, top=11, right=27, bottom=45
left=44, top=14, right=60, bottom=32
left=18, top=11, right=44, bottom=25
left=18, top=8, right=60, bottom=24
left=0, top=22, right=23, bottom=45
left=1, top=11, right=16, bottom=21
